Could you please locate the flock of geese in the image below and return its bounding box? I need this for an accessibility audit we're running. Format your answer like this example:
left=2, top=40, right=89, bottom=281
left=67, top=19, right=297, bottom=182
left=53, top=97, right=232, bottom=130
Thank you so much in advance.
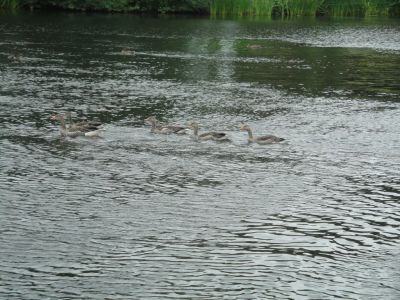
left=50, top=113, right=285, bottom=145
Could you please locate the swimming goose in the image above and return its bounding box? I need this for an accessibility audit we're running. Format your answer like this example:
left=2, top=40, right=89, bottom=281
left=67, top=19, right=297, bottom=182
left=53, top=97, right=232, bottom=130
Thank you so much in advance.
left=247, top=44, right=262, bottom=49
left=145, top=116, right=186, bottom=134
left=120, top=48, right=135, bottom=55
left=187, top=121, right=229, bottom=142
left=240, top=124, right=284, bottom=144
left=8, top=54, right=22, bottom=62
left=65, top=111, right=102, bottom=131
left=50, top=114, right=102, bottom=137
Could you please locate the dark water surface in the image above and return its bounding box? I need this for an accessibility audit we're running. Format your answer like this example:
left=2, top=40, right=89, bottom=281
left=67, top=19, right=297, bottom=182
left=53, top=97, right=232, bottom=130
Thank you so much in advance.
left=1, top=12, right=400, bottom=299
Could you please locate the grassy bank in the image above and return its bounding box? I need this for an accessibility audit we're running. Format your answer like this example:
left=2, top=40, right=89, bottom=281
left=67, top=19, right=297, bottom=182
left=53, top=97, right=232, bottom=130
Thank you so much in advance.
left=1, top=0, right=400, bottom=16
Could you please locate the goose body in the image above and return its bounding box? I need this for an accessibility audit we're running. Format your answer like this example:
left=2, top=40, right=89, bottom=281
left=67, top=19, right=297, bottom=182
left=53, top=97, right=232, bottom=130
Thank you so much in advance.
left=65, top=112, right=102, bottom=132
left=240, top=124, right=284, bottom=145
left=145, top=116, right=186, bottom=134
left=247, top=44, right=262, bottom=49
left=187, top=121, right=229, bottom=142
left=50, top=114, right=102, bottom=137
left=8, top=54, right=22, bottom=62
left=120, top=48, right=135, bottom=55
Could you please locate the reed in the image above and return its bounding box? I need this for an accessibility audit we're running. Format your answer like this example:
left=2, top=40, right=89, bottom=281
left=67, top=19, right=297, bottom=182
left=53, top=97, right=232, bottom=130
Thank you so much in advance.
left=210, top=0, right=399, bottom=17
left=0, top=0, right=18, bottom=10
left=211, top=0, right=325, bottom=17
left=275, top=0, right=324, bottom=17
left=210, top=0, right=275, bottom=17
left=324, top=0, right=364, bottom=16
left=323, top=0, right=393, bottom=16
left=364, top=0, right=395, bottom=16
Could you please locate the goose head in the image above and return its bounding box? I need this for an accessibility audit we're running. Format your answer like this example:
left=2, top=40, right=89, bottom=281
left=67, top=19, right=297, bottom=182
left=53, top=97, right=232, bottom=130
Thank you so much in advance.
left=145, top=116, right=157, bottom=125
left=240, top=124, right=251, bottom=132
left=187, top=121, right=199, bottom=130
left=50, top=114, right=63, bottom=122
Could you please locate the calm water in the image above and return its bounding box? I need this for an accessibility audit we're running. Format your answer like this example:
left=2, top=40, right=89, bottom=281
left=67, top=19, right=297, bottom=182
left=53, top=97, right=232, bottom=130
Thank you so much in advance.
left=1, top=12, right=400, bottom=299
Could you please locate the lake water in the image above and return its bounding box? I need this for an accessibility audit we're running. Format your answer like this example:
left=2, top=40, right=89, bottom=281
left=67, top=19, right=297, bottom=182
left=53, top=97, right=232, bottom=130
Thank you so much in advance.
left=1, top=12, right=400, bottom=299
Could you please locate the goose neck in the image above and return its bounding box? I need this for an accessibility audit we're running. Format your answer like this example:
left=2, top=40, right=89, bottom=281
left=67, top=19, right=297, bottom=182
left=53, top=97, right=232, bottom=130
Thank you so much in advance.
left=193, top=126, right=199, bottom=137
left=59, top=116, right=66, bottom=130
left=246, top=128, right=253, bottom=139
left=150, top=120, right=157, bottom=132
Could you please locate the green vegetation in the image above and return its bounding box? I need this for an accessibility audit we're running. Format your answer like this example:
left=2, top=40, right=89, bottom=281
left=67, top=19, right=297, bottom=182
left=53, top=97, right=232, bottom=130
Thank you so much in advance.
left=1, top=0, right=210, bottom=13
left=211, top=0, right=400, bottom=17
left=210, top=0, right=275, bottom=17
left=0, top=0, right=18, bottom=10
left=284, top=0, right=325, bottom=17
left=323, top=0, right=394, bottom=16
left=1, top=0, right=400, bottom=16
left=210, top=0, right=325, bottom=18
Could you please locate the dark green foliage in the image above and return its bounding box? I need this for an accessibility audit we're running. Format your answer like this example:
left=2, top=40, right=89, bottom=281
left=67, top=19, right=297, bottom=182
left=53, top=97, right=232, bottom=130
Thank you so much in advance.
left=20, top=0, right=144, bottom=12
left=390, top=2, right=400, bottom=16
left=133, top=0, right=210, bottom=13
left=13, top=0, right=209, bottom=13
left=1, top=0, right=18, bottom=10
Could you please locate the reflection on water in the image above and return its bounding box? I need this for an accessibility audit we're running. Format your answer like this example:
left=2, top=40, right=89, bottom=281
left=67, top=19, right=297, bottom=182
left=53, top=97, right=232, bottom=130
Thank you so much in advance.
left=1, top=12, right=400, bottom=299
